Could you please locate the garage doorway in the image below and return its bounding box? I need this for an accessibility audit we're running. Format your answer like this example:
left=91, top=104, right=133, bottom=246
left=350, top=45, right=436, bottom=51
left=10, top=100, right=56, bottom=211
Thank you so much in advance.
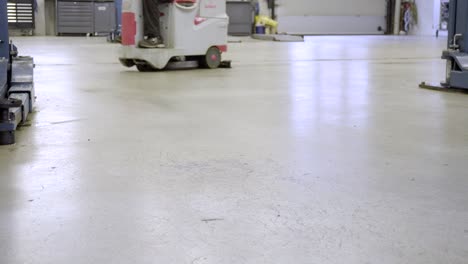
left=275, top=0, right=388, bottom=35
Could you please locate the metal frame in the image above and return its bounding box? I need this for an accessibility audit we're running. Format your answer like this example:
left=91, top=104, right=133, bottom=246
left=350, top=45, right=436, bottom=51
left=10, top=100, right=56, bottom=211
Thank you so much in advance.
left=0, top=1, right=35, bottom=145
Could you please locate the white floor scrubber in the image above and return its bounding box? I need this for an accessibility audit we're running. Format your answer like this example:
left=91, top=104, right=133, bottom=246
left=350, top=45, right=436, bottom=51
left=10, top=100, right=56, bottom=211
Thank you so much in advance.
left=119, top=0, right=230, bottom=71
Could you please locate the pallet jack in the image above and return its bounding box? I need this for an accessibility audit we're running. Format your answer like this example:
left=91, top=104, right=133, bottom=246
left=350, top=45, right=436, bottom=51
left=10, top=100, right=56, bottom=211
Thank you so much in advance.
left=420, top=0, right=468, bottom=92
left=119, top=0, right=231, bottom=71
left=0, top=2, right=35, bottom=145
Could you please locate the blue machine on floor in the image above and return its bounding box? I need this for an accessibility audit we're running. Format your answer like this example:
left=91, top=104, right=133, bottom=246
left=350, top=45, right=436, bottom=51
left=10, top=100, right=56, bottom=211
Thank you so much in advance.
left=420, top=0, right=468, bottom=91
left=0, top=1, right=35, bottom=145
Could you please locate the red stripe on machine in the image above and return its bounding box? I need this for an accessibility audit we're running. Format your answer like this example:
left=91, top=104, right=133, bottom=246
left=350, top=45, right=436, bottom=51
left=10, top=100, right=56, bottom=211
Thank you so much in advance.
left=122, top=12, right=136, bottom=46
left=217, top=45, right=228, bottom=52
left=194, top=17, right=207, bottom=25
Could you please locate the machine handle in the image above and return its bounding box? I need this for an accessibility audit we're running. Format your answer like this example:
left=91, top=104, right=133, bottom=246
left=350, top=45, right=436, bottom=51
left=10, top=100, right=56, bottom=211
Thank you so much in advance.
left=174, top=0, right=198, bottom=10
left=451, top=34, right=463, bottom=50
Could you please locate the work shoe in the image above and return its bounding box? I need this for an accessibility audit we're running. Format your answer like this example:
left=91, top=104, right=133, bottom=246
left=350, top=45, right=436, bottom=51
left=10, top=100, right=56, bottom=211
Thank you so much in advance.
left=139, top=38, right=165, bottom=48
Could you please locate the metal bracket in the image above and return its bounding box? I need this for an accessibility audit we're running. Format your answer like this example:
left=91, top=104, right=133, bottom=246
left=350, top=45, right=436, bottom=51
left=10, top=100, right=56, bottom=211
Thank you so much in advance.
left=419, top=82, right=468, bottom=93
left=0, top=98, right=22, bottom=145
left=0, top=98, right=22, bottom=109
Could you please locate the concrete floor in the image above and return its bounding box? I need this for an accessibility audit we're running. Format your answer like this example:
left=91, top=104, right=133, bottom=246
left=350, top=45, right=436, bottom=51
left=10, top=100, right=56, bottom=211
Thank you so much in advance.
left=0, top=36, right=467, bottom=263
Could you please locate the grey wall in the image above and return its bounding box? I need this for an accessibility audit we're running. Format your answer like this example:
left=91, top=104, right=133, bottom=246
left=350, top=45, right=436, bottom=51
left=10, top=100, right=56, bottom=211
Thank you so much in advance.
left=35, top=0, right=46, bottom=35
left=410, top=0, right=439, bottom=36
left=45, top=0, right=56, bottom=36
left=33, top=0, right=56, bottom=36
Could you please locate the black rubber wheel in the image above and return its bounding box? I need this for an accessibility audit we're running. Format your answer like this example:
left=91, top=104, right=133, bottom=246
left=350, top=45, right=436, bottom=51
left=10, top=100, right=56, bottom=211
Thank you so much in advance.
left=136, top=64, right=156, bottom=72
left=200, top=47, right=221, bottom=69
left=0, top=131, right=15, bottom=145
left=119, top=58, right=135, bottom=67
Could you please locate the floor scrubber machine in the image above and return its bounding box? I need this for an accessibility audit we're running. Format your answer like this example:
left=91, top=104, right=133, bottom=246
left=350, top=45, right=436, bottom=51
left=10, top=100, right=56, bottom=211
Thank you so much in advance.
left=119, top=0, right=230, bottom=71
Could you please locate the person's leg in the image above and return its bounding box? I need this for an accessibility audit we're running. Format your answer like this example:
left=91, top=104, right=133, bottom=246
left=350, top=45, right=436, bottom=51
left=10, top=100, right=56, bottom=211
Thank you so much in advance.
left=140, top=0, right=165, bottom=48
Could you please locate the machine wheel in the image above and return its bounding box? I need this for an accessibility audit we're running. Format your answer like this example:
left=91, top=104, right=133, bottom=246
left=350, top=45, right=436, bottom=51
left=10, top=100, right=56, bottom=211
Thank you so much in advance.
left=0, top=131, right=15, bottom=145
left=136, top=64, right=156, bottom=72
left=200, top=47, right=221, bottom=69
left=119, top=59, right=135, bottom=68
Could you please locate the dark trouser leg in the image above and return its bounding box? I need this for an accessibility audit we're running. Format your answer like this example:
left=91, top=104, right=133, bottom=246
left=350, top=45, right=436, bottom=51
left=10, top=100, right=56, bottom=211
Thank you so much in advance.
left=142, top=0, right=162, bottom=40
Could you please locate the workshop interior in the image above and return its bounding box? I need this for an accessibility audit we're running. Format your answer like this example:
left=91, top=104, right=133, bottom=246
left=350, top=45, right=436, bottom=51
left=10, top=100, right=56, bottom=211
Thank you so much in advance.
left=0, top=0, right=467, bottom=263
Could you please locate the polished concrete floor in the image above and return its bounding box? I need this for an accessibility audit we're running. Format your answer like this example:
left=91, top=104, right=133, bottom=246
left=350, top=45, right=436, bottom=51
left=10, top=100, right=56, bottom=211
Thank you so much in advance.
left=0, top=36, right=467, bottom=263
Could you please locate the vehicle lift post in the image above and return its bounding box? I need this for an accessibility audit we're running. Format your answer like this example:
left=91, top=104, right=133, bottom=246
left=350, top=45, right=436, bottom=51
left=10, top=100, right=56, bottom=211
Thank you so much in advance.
left=420, top=0, right=468, bottom=91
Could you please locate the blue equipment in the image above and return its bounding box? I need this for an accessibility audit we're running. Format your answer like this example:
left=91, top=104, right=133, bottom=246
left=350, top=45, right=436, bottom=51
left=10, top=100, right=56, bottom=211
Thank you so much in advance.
left=0, top=1, right=35, bottom=145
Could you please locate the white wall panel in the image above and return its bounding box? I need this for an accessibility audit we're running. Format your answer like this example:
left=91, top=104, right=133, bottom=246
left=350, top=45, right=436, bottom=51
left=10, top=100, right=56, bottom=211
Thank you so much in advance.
left=275, top=0, right=388, bottom=35
left=276, top=0, right=387, bottom=16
